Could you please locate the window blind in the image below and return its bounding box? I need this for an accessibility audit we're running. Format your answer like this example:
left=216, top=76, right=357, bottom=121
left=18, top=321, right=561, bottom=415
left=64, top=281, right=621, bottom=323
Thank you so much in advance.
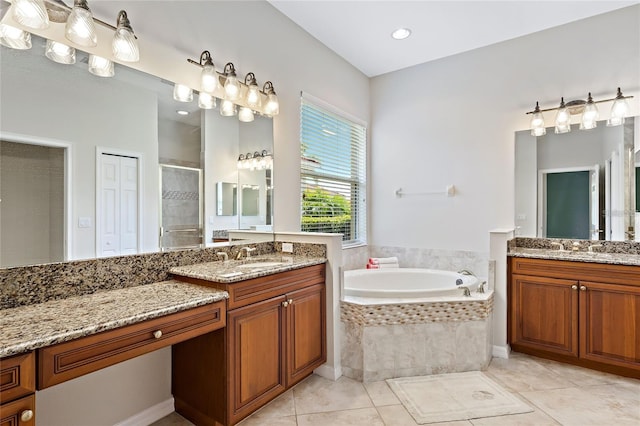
left=300, top=96, right=367, bottom=245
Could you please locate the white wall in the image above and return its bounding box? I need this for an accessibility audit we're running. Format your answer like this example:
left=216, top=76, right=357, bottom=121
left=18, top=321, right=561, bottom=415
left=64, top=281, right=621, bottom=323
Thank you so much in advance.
left=370, top=5, right=640, bottom=254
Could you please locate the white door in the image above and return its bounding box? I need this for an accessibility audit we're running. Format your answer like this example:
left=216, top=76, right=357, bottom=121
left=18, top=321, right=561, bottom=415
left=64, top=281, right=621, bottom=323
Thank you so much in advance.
left=99, top=154, right=139, bottom=257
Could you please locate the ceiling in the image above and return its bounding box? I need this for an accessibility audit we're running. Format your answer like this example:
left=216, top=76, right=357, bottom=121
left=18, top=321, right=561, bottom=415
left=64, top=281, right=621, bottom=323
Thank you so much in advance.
left=268, top=0, right=639, bottom=77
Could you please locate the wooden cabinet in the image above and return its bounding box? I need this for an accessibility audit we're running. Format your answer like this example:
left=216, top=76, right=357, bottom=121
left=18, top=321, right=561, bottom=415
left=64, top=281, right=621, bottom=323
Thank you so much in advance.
left=172, top=264, right=326, bottom=426
left=0, top=352, right=35, bottom=426
left=509, top=257, right=640, bottom=378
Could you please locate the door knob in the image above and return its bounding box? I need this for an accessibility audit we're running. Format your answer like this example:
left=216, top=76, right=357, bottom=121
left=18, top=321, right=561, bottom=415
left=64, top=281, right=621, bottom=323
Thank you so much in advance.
left=153, top=330, right=163, bottom=339
left=580, top=285, right=587, bottom=291
left=571, top=285, right=577, bottom=290
left=21, top=410, right=34, bottom=422
left=282, top=301, right=289, bottom=307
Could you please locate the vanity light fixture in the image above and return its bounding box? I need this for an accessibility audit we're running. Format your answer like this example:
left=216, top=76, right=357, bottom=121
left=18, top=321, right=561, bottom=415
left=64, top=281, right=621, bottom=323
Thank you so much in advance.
left=244, top=72, right=262, bottom=109
left=223, top=62, right=240, bottom=101
left=173, top=83, right=193, bottom=102
left=12, top=0, right=49, bottom=29
left=526, top=88, right=634, bottom=136
left=262, top=81, right=279, bottom=117
left=220, top=99, right=237, bottom=117
left=45, top=39, right=75, bottom=63
left=238, top=106, right=254, bottom=123
left=65, top=0, right=97, bottom=47
left=198, top=50, right=217, bottom=94
left=198, top=92, right=216, bottom=109
left=0, top=23, right=32, bottom=49
left=87, top=53, right=114, bottom=77
left=237, top=150, right=273, bottom=170
left=112, top=10, right=138, bottom=62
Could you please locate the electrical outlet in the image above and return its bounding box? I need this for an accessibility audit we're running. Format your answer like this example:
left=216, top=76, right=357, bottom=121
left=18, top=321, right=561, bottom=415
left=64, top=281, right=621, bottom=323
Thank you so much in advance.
left=282, top=242, right=294, bottom=253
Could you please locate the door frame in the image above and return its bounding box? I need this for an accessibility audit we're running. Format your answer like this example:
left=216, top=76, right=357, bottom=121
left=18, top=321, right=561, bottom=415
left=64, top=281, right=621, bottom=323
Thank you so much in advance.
left=0, top=131, right=72, bottom=262
left=538, top=165, right=597, bottom=239
left=95, top=147, right=143, bottom=257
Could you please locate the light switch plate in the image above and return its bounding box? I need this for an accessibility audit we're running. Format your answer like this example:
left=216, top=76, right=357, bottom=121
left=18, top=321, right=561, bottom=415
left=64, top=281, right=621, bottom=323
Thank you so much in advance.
left=282, top=242, right=294, bottom=253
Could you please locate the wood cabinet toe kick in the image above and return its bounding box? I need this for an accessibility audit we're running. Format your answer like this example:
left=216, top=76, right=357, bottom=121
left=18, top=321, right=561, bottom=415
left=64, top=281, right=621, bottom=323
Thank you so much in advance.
left=37, top=301, right=226, bottom=389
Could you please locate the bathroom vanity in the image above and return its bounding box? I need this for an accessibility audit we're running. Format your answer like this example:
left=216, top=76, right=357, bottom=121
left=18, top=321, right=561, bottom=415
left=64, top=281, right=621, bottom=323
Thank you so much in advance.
left=508, top=239, right=640, bottom=378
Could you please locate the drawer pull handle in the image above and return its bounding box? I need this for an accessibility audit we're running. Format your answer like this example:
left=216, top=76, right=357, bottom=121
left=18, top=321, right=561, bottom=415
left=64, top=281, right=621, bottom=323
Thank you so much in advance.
left=21, top=410, right=34, bottom=422
left=571, top=285, right=577, bottom=290
left=282, top=301, right=289, bottom=307
left=580, top=285, right=587, bottom=291
left=288, top=299, right=293, bottom=305
left=153, top=330, right=163, bottom=339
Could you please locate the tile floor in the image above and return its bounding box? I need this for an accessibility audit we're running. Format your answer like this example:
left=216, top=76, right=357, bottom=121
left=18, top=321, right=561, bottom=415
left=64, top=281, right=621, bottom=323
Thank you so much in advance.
left=152, top=353, right=640, bottom=426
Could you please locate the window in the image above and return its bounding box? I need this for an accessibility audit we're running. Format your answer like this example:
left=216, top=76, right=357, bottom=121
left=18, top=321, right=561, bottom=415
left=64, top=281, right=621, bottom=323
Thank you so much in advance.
left=300, top=95, right=367, bottom=245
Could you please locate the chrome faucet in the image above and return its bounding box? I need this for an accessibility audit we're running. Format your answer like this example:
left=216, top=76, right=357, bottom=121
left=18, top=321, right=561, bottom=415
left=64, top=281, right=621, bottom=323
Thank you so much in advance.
left=459, top=286, right=471, bottom=297
left=458, top=269, right=475, bottom=276
left=477, top=281, right=487, bottom=294
left=588, top=244, right=602, bottom=253
left=236, top=247, right=256, bottom=260
left=550, top=242, right=564, bottom=251
left=216, top=252, right=228, bottom=262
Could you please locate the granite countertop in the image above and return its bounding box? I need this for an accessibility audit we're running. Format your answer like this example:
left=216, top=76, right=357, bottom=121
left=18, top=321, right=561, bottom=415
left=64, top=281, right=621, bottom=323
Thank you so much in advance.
left=0, top=280, right=228, bottom=358
left=508, top=247, right=640, bottom=266
left=170, top=254, right=327, bottom=283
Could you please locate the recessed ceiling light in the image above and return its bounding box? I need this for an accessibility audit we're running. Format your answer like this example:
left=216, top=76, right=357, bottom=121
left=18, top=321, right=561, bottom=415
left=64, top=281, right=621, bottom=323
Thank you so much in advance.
left=176, top=110, right=189, bottom=116
left=391, top=28, right=412, bottom=40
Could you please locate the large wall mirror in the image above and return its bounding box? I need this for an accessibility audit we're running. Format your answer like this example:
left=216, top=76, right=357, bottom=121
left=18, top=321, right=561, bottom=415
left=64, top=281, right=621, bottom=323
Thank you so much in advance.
left=515, top=118, right=637, bottom=242
left=0, top=34, right=274, bottom=267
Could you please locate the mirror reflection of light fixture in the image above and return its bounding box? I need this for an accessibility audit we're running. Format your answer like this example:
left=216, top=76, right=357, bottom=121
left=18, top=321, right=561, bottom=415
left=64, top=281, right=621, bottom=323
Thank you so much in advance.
left=527, top=88, right=634, bottom=136
left=87, top=54, right=114, bottom=77
left=554, top=97, right=571, bottom=134
left=244, top=72, right=262, bottom=109
left=530, top=102, right=546, bottom=136
left=44, top=0, right=71, bottom=23
left=65, top=0, right=97, bottom=47
left=220, top=99, right=237, bottom=116
left=0, top=23, right=32, bottom=49
left=112, top=10, right=139, bottom=62
left=198, top=92, right=216, bottom=109
left=223, top=62, right=240, bottom=101
left=45, top=39, right=75, bottom=64
left=237, top=150, right=273, bottom=170
left=173, top=83, right=193, bottom=102
left=263, top=81, right=279, bottom=116
left=12, top=0, right=49, bottom=29
left=238, top=107, right=254, bottom=123
left=580, top=93, right=599, bottom=130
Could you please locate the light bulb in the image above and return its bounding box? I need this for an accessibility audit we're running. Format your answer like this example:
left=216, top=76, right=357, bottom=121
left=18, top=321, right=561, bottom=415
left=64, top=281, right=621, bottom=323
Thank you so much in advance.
left=88, top=54, right=114, bottom=77
left=12, top=0, right=49, bottom=30
left=238, top=107, right=254, bottom=122
left=554, top=98, right=571, bottom=134
left=246, top=83, right=262, bottom=109
left=0, top=24, right=32, bottom=50
left=220, top=99, right=237, bottom=117
left=201, top=64, right=217, bottom=94
left=224, top=75, right=240, bottom=100
left=112, top=11, right=139, bottom=62
left=265, top=93, right=279, bottom=116
left=529, top=102, right=545, bottom=136
left=65, top=0, right=97, bottom=47
left=45, top=40, right=76, bottom=64
left=198, top=92, right=216, bottom=109
left=173, top=84, right=193, bottom=102
left=580, top=93, right=599, bottom=130
left=607, top=88, right=629, bottom=127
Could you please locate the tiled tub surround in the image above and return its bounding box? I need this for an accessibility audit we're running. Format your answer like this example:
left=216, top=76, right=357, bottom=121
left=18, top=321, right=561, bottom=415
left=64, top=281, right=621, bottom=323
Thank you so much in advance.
left=508, top=237, right=640, bottom=266
left=341, top=292, right=494, bottom=382
left=0, top=280, right=228, bottom=357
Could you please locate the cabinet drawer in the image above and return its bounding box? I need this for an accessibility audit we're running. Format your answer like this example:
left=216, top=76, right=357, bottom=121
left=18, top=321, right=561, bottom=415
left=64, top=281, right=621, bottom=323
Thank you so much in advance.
left=510, top=257, right=640, bottom=286
left=38, top=301, right=225, bottom=389
left=0, top=352, right=35, bottom=404
left=0, top=394, right=35, bottom=426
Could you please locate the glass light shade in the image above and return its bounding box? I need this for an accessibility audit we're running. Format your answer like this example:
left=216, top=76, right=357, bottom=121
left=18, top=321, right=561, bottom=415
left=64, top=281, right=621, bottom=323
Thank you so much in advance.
left=238, top=107, right=254, bottom=122
left=45, top=40, right=75, bottom=64
left=264, top=93, right=279, bottom=116
left=112, top=27, right=139, bottom=62
left=246, top=83, right=262, bottom=109
left=554, top=107, right=571, bottom=134
left=580, top=102, right=599, bottom=130
left=224, top=75, right=240, bottom=101
left=173, top=84, right=193, bottom=102
left=530, top=111, right=546, bottom=136
left=607, top=97, right=629, bottom=126
left=201, top=64, right=217, bottom=94
left=198, top=92, right=216, bottom=109
left=88, top=54, right=114, bottom=77
left=0, top=24, right=32, bottom=49
left=12, top=0, right=49, bottom=29
left=65, top=2, right=97, bottom=47
left=220, top=99, right=237, bottom=117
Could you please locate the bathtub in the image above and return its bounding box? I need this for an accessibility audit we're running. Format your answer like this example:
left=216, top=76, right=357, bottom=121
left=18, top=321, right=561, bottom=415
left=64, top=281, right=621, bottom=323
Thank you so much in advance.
left=340, top=267, right=493, bottom=382
left=343, top=268, right=480, bottom=300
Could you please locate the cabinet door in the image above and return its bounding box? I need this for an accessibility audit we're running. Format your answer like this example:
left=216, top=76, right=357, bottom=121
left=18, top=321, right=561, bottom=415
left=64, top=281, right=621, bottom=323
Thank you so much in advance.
left=227, top=295, right=286, bottom=424
left=511, top=274, right=579, bottom=356
left=580, top=281, right=640, bottom=368
left=285, top=283, right=326, bottom=387
left=0, top=394, right=35, bottom=426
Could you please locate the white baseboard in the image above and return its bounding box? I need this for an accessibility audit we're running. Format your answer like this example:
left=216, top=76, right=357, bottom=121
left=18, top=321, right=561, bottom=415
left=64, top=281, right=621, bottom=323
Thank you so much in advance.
left=492, top=345, right=511, bottom=359
left=114, top=397, right=174, bottom=426
left=314, top=363, right=342, bottom=381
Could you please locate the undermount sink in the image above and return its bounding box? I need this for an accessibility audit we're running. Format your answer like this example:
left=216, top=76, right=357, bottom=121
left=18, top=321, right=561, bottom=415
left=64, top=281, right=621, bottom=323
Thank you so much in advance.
left=237, top=261, right=285, bottom=269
